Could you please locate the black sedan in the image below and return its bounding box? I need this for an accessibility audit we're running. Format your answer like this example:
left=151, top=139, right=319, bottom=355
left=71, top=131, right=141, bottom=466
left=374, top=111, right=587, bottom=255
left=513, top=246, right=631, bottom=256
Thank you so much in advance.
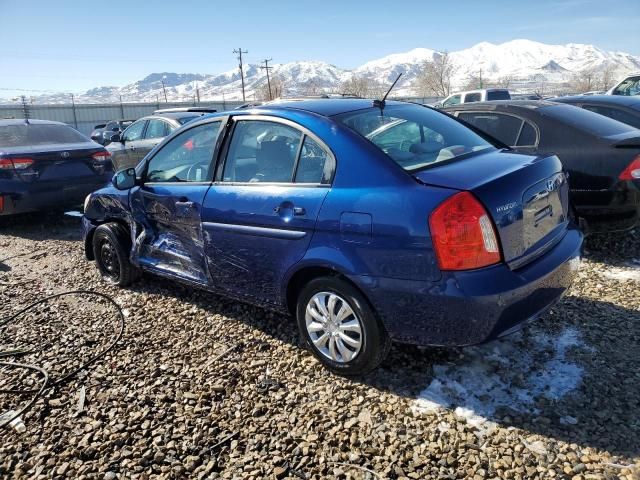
left=443, top=101, right=640, bottom=232
left=0, top=119, right=112, bottom=216
left=550, top=95, right=640, bottom=129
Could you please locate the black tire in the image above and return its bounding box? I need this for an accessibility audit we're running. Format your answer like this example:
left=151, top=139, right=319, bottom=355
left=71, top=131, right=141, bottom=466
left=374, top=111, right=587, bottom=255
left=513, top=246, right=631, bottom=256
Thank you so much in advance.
left=296, top=276, right=391, bottom=376
left=92, top=222, right=139, bottom=287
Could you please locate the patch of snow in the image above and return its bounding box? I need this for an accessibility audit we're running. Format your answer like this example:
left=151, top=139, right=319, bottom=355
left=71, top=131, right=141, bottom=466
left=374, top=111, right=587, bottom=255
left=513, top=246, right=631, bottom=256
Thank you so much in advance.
left=602, top=266, right=640, bottom=282
left=413, top=326, right=587, bottom=430
left=64, top=211, right=83, bottom=217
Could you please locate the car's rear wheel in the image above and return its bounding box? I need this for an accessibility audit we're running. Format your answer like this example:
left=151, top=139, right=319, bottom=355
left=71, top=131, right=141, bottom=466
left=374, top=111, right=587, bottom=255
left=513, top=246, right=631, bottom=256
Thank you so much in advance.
left=92, top=223, right=138, bottom=287
left=296, top=277, right=390, bottom=376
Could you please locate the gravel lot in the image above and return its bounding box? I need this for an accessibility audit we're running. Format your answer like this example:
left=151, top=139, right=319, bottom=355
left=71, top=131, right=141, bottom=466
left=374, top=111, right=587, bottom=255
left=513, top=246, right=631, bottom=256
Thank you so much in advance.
left=1, top=212, right=639, bottom=480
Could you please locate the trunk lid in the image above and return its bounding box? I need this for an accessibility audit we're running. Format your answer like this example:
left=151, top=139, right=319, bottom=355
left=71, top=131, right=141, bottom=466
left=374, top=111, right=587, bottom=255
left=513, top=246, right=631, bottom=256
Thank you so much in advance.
left=415, top=150, right=570, bottom=269
left=0, top=142, right=109, bottom=183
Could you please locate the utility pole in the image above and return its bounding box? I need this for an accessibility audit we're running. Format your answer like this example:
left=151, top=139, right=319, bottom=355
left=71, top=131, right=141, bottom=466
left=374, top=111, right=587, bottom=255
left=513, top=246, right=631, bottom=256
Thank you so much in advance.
left=161, top=76, right=168, bottom=103
left=260, top=58, right=273, bottom=100
left=479, top=68, right=483, bottom=89
left=195, top=81, right=200, bottom=103
left=70, top=93, right=78, bottom=129
left=233, top=48, right=248, bottom=101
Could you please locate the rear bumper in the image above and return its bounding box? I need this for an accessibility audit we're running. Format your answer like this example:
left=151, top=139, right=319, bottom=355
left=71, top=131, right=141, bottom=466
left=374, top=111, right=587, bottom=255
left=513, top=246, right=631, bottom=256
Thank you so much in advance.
left=349, top=226, right=583, bottom=346
left=573, top=182, right=640, bottom=232
left=0, top=178, right=109, bottom=216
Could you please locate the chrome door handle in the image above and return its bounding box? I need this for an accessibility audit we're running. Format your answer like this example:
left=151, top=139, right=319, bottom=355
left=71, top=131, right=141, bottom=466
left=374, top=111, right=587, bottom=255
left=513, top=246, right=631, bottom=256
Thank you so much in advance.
left=293, top=207, right=306, bottom=216
left=175, top=201, right=195, bottom=208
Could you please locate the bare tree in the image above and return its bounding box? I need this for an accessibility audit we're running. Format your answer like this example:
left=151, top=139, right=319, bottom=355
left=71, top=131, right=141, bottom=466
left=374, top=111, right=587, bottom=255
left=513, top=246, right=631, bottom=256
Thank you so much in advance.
left=598, top=66, right=616, bottom=91
left=301, top=79, right=323, bottom=96
left=568, top=68, right=599, bottom=93
left=416, top=52, right=456, bottom=97
left=339, top=75, right=386, bottom=98
left=256, top=75, right=287, bottom=100
left=496, top=75, right=513, bottom=89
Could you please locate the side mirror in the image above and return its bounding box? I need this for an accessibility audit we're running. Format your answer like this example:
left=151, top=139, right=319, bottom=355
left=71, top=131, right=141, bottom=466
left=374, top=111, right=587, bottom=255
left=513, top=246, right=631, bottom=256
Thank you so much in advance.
left=112, top=168, right=137, bottom=190
left=110, top=133, right=122, bottom=143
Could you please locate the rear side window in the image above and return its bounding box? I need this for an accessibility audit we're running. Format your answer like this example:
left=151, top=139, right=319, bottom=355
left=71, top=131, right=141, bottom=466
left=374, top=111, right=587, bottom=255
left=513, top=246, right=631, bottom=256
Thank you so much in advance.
left=464, top=93, right=482, bottom=103
left=145, top=119, right=169, bottom=139
left=487, top=90, right=511, bottom=100
left=294, top=136, right=333, bottom=184
left=516, top=121, right=538, bottom=146
left=543, top=104, right=637, bottom=137
left=581, top=105, right=640, bottom=129
left=0, top=124, right=88, bottom=147
left=458, top=112, right=523, bottom=146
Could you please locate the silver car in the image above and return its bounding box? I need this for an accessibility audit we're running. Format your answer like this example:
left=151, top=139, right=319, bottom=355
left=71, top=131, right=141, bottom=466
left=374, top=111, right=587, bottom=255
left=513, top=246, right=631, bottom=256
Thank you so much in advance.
left=107, top=112, right=204, bottom=170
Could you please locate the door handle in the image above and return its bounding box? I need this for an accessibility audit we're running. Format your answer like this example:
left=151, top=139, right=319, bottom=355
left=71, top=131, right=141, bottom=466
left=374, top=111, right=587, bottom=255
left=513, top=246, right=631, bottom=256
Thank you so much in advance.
left=175, top=201, right=195, bottom=208
left=293, top=207, right=306, bottom=216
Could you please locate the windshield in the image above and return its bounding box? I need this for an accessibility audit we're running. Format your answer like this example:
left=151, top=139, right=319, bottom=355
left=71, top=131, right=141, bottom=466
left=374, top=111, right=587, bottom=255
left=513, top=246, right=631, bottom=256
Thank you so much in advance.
left=611, top=76, right=640, bottom=96
left=336, top=105, right=495, bottom=171
left=0, top=123, right=89, bottom=147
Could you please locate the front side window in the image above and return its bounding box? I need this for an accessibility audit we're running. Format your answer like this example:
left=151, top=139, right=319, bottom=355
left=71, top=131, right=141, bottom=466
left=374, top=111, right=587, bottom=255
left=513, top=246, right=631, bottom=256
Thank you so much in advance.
left=458, top=112, right=523, bottom=146
left=223, top=120, right=302, bottom=183
left=145, top=121, right=221, bottom=183
left=145, top=119, right=169, bottom=139
left=122, top=120, right=146, bottom=142
left=337, top=105, right=494, bottom=171
left=443, top=95, right=461, bottom=107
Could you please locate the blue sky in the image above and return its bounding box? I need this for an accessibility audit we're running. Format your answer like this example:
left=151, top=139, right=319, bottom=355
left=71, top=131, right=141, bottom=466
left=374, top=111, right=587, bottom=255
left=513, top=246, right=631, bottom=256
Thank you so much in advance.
left=0, top=0, right=638, bottom=96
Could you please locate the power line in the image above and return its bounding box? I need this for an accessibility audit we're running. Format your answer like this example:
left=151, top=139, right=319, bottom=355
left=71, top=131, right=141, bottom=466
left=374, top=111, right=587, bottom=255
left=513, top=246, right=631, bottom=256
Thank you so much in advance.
left=233, top=48, right=248, bottom=102
left=260, top=58, right=274, bottom=100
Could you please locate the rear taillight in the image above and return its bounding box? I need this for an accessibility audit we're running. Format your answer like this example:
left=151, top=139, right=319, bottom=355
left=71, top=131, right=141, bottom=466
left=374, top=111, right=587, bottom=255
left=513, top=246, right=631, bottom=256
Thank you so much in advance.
left=429, top=191, right=501, bottom=271
left=92, top=151, right=112, bottom=162
left=0, top=196, right=4, bottom=213
left=619, top=155, right=640, bottom=180
left=0, top=158, right=34, bottom=170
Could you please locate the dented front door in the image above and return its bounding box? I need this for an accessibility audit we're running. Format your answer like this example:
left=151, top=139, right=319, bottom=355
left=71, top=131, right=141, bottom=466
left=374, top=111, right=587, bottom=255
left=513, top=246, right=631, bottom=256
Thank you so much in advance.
left=128, top=119, right=225, bottom=283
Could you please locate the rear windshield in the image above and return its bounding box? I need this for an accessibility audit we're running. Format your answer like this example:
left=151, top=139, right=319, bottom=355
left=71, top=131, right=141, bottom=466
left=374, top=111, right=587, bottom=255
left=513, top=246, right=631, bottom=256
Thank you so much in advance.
left=336, top=105, right=494, bottom=171
left=0, top=123, right=89, bottom=148
left=487, top=90, right=511, bottom=100
left=542, top=104, right=637, bottom=137
left=177, top=115, right=201, bottom=125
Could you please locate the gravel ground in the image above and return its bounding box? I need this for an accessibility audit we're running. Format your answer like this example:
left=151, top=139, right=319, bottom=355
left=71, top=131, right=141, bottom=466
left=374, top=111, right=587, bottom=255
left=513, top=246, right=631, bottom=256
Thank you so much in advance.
left=0, top=212, right=639, bottom=480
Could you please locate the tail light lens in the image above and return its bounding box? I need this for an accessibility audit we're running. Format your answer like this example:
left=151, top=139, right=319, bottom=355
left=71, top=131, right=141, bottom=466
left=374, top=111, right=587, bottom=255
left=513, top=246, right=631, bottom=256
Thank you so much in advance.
left=429, top=191, right=501, bottom=271
left=619, top=155, right=640, bottom=180
left=92, top=151, right=112, bottom=163
left=0, top=158, right=34, bottom=170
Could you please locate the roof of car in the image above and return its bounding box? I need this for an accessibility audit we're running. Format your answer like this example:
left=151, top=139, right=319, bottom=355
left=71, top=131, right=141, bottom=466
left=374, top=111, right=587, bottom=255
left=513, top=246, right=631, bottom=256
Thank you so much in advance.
left=252, top=98, right=405, bottom=116
left=551, top=94, right=640, bottom=107
left=149, top=111, right=206, bottom=121
left=0, top=118, right=67, bottom=126
left=442, top=100, right=558, bottom=111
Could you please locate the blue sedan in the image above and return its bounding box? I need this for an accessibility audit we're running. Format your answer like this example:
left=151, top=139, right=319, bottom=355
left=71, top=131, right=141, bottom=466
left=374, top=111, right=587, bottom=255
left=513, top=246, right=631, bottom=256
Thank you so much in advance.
left=82, top=99, right=583, bottom=375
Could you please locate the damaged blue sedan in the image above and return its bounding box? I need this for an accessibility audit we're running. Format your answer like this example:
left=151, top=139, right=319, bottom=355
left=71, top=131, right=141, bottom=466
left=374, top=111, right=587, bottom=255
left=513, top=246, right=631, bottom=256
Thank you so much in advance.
left=83, top=99, right=582, bottom=375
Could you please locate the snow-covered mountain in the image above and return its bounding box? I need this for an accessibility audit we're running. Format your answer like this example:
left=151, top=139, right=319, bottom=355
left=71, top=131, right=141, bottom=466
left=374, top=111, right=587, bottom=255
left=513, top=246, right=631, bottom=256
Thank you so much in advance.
left=12, top=40, right=640, bottom=103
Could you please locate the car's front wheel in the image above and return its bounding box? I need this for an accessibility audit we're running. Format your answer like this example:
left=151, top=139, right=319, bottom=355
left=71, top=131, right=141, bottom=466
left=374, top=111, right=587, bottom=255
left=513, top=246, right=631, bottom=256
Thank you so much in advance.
left=296, top=277, right=391, bottom=376
left=92, top=222, right=138, bottom=287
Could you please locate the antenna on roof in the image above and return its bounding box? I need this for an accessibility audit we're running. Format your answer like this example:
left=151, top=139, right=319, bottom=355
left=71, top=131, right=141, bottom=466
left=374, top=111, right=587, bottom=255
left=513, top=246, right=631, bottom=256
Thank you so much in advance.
left=373, top=72, right=403, bottom=112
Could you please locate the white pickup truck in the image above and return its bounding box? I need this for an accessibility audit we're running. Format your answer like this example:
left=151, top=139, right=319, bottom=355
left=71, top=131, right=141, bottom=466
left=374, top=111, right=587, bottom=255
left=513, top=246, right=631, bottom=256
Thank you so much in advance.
left=436, top=89, right=511, bottom=108
left=608, top=73, right=640, bottom=96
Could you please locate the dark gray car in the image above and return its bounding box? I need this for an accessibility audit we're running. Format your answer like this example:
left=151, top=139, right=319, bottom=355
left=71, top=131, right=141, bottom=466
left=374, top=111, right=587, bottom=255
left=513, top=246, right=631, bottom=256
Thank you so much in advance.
left=550, top=95, right=640, bottom=129
left=107, top=112, right=204, bottom=170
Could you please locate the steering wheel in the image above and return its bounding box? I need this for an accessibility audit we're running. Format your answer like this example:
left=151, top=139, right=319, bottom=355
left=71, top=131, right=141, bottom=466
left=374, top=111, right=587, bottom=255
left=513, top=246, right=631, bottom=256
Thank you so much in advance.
left=185, top=163, right=209, bottom=182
